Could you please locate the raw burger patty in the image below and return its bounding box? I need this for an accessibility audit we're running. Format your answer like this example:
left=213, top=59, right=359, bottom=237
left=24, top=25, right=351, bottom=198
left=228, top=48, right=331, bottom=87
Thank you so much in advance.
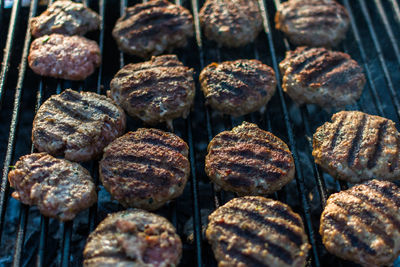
left=8, top=152, right=96, bottom=221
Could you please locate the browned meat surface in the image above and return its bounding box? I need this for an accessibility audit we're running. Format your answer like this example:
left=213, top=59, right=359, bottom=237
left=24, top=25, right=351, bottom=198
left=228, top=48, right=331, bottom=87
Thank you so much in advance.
left=199, top=59, right=276, bottom=116
left=206, top=196, right=310, bottom=267
left=112, top=0, right=193, bottom=58
left=109, top=55, right=195, bottom=128
left=83, top=209, right=182, bottom=267
left=320, top=180, right=400, bottom=266
left=99, top=128, right=190, bottom=210
left=32, top=89, right=126, bottom=162
left=205, top=122, right=295, bottom=195
left=280, top=47, right=365, bottom=108
left=199, top=0, right=262, bottom=47
left=30, top=0, right=100, bottom=38
left=8, top=153, right=96, bottom=221
left=313, top=111, right=400, bottom=183
left=275, top=0, right=349, bottom=47
left=28, top=34, right=101, bottom=80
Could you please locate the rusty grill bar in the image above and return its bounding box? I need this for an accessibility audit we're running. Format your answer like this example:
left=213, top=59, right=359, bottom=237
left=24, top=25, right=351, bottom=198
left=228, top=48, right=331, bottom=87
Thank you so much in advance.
left=0, top=0, right=400, bottom=266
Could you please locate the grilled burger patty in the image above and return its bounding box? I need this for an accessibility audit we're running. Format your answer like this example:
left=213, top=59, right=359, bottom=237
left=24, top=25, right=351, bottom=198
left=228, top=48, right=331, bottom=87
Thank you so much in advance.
left=112, top=0, right=193, bottom=58
left=83, top=209, right=182, bottom=267
left=206, top=196, right=310, bottom=267
left=199, top=59, right=277, bottom=116
left=28, top=34, right=101, bottom=81
left=320, top=180, right=400, bottom=266
left=99, top=128, right=190, bottom=210
left=275, top=0, right=349, bottom=47
left=30, top=0, right=101, bottom=38
left=32, top=89, right=126, bottom=162
left=205, top=122, right=295, bottom=195
left=109, top=55, right=195, bottom=128
left=199, top=0, right=262, bottom=47
left=280, top=47, right=365, bottom=108
left=313, top=111, right=400, bottom=183
left=8, top=153, right=96, bottom=221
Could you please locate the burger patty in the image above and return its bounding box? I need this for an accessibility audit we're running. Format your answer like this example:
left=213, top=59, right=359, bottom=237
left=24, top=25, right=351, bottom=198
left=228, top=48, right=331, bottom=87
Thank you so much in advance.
left=8, top=153, right=96, bottom=221
left=199, top=0, right=262, bottom=47
left=205, top=122, right=295, bottom=195
left=32, top=89, right=126, bottom=162
left=28, top=34, right=101, bottom=81
left=275, top=0, right=349, bottom=47
left=30, top=0, right=101, bottom=38
left=83, top=209, right=182, bottom=267
left=320, top=180, right=400, bottom=266
left=199, top=59, right=277, bottom=116
left=99, top=128, right=190, bottom=210
left=206, top=196, right=310, bottom=267
left=280, top=47, right=365, bottom=108
left=312, top=111, right=400, bottom=183
left=112, top=0, right=194, bottom=58
left=109, top=55, right=195, bottom=128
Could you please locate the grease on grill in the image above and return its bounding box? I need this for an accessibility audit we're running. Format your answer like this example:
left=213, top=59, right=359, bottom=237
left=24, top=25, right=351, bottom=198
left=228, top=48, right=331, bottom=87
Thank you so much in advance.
left=199, top=0, right=262, bottom=47
left=32, top=89, right=126, bottom=162
left=112, top=0, right=194, bottom=58
left=320, top=180, right=400, bottom=266
left=83, top=209, right=182, bottom=267
left=199, top=59, right=276, bottom=116
left=206, top=196, right=310, bottom=267
left=109, top=54, right=195, bottom=129
left=205, top=122, right=295, bottom=195
left=313, top=111, right=400, bottom=183
left=99, top=128, right=190, bottom=210
left=275, top=0, right=349, bottom=47
left=279, top=47, right=365, bottom=108
left=8, top=153, right=96, bottom=221
left=30, top=0, right=101, bottom=38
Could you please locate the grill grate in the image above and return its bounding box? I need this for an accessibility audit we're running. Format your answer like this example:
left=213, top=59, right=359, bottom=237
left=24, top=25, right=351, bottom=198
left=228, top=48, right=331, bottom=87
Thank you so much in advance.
left=0, top=0, right=400, bottom=266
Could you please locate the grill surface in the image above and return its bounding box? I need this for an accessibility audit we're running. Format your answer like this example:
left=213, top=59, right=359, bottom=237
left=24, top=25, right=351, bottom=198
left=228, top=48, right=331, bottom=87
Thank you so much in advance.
left=0, top=0, right=400, bottom=266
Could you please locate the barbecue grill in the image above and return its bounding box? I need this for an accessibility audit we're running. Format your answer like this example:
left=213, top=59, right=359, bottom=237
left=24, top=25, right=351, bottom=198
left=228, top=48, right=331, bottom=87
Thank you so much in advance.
left=1, top=0, right=400, bottom=266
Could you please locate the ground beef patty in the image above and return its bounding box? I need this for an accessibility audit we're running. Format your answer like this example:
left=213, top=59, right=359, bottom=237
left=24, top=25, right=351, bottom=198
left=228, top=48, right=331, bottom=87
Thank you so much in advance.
left=275, top=0, right=349, bottom=47
left=83, top=209, right=182, bottom=267
left=313, top=111, right=400, bottom=183
left=320, top=180, right=400, bottom=266
left=112, top=0, right=193, bottom=58
left=280, top=47, right=365, bottom=108
left=205, top=122, right=295, bottom=195
left=199, top=0, right=262, bottom=47
left=30, top=0, right=101, bottom=38
left=28, top=34, right=101, bottom=80
left=8, top=153, right=96, bottom=221
left=109, top=55, right=195, bottom=129
left=99, top=128, right=190, bottom=210
left=206, top=196, right=310, bottom=267
left=200, top=59, right=276, bottom=116
left=32, top=89, right=126, bottom=162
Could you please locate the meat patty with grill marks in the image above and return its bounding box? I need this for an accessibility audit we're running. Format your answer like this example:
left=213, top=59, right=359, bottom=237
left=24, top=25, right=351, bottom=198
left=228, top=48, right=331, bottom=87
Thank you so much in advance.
left=313, top=111, right=400, bottom=183
left=280, top=47, right=365, bottom=108
left=112, top=0, right=193, bottom=58
left=199, top=0, right=262, bottom=47
left=8, top=153, right=96, bottom=221
left=30, top=0, right=101, bottom=38
left=206, top=196, right=310, bottom=267
left=99, top=128, right=190, bottom=210
left=28, top=34, right=101, bottom=81
left=275, top=0, right=349, bottom=47
left=83, top=209, right=182, bottom=267
left=109, top=55, right=195, bottom=129
left=32, top=89, right=126, bottom=162
left=205, top=122, right=295, bottom=196
left=199, top=59, right=276, bottom=116
left=320, top=180, right=400, bottom=266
